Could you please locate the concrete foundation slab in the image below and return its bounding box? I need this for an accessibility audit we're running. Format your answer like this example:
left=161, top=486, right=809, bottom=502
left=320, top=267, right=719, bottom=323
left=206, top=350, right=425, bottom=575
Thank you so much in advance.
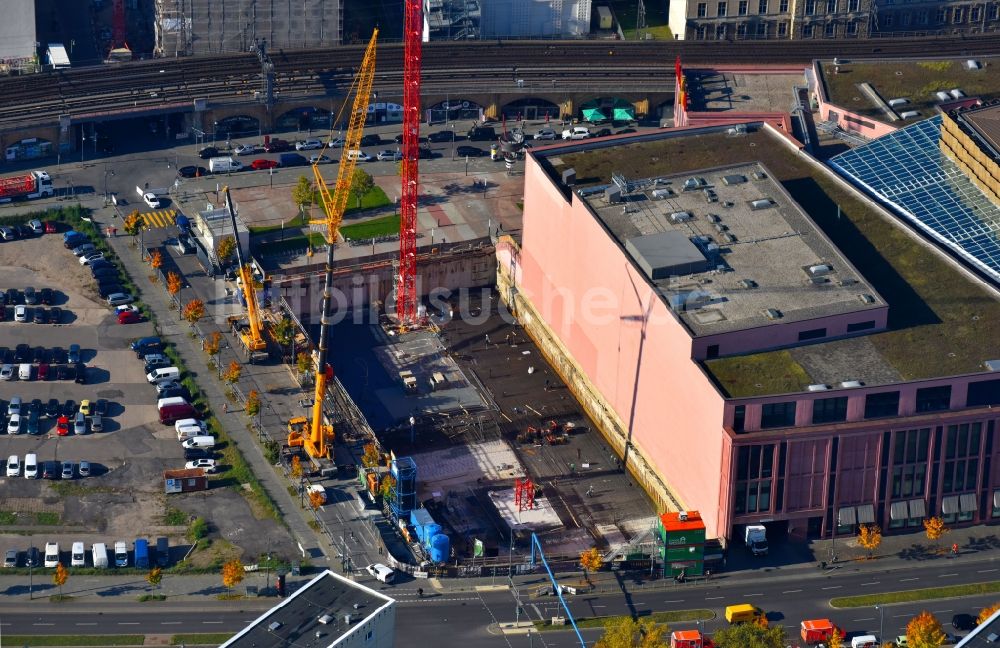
left=488, top=488, right=563, bottom=531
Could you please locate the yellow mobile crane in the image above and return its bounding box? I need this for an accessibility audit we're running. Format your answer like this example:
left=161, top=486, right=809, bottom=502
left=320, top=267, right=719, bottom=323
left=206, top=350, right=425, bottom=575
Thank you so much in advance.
left=222, top=187, right=268, bottom=362
left=287, top=29, right=378, bottom=460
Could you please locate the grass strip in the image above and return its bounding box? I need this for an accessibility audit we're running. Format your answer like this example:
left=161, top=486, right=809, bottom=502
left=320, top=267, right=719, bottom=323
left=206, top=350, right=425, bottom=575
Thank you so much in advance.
left=171, top=633, right=235, bottom=645
left=831, top=581, right=1000, bottom=608
left=0, top=636, right=145, bottom=646
left=340, top=213, right=401, bottom=240
left=533, top=608, right=713, bottom=631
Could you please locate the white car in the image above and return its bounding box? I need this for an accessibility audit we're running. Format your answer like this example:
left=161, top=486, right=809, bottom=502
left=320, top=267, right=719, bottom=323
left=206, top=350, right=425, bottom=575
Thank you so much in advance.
left=233, top=143, right=261, bottom=156
left=328, top=136, right=344, bottom=148
left=72, top=243, right=97, bottom=256
left=7, top=414, right=21, bottom=435
left=377, top=150, right=402, bottom=162
left=0, top=364, right=12, bottom=381
left=80, top=252, right=105, bottom=266
left=307, top=484, right=327, bottom=504
left=106, top=293, right=133, bottom=306
left=534, top=129, right=557, bottom=140
left=309, top=154, right=332, bottom=165
left=186, top=458, right=218, bottom=473
left=561, top=126, right=591, bottom=140
left=295, top=139, right=323, bottom=151
left=8, top=397, right=21, bottom=417
left=29, top=219, right=44, bottom=234
left=6, top=455, right=20, bottom=477
left=116, top=304, right=140, bottom=315
left=142, top=193, right=161, bottom=209
left=14, top=306, right=27, bottom=322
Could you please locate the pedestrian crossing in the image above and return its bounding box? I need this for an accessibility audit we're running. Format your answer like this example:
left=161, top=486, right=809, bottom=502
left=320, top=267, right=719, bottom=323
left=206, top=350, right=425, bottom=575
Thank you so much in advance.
left=141, top=209, right=178, bottom=229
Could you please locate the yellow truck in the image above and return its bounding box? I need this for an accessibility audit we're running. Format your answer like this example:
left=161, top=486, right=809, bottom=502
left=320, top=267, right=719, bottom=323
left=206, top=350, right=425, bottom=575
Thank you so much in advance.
left=725, top=604, right=763, bottom=624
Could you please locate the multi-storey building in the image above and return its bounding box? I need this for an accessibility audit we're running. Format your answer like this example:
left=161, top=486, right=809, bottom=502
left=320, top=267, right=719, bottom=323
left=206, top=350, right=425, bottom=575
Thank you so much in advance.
left=873, top=0, right=1000, bottom=35
left=426, top=0, right=592, bottom=39
left=669, top=0, right=873, bottom=39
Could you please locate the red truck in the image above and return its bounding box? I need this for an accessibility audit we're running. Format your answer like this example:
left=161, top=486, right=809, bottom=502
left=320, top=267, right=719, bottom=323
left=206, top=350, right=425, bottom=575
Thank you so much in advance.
left=670, top=630, right=713, bottom=648
left=800, top=619, right=845, bottom=645
left=0, top=171, right=55, bottom=203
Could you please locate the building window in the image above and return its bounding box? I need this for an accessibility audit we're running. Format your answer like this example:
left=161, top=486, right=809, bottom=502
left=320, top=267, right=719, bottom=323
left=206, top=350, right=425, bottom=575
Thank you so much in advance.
left=971, top=5, right=980, bottom=21
left=941, top=423, right=982, bottom=522
left=812, top=396, right=848, bottom=424
left=737, top=21, right=748, bottom=34
left=901, top=10, right=911, bottom=24
left=848, top=0, right=859, bottom=10
left=716, top=23, right=728, bottom=37
left=991, top=5, right=999, bottom=19
left=761, top=401, right=796, bottom=428
left=890, top=428, right=931, bottom=499
left=916, top=385, right=951, bottom=412
left=968, top=379, right=1000, bottom=407
left=706, top=344, right=720, bottom=359
left=739, top=0, right=749, bottom=14
left=757, top=21, right=768, bottom=34
left=734, top=444, right=777, bottom=514
left=918, top=9, right=928, bottom=24
left=882, top=12, right=894, bottom=25
left=803, top=22, right=814, bottom=35
left=798, top=327, right=827, bottom=341
left=759, top=0, right=769, bottom=12
left=954, top=7, right=964, bottom=21
left=824, top=21, right=836, bottom=35
left=698, top=2, right=708, bottom=16
left=827, top=0, right=837, bottom=11
left=936, top=8, right=947, bottom=23
left=733, top=405, right=746, bottom=432
left=697, top=25, right=708, bottom=37
left=778, top=20, right=788, bottom=33
left=718, top=1, right=728, bottom=15
left=865, top=391, right=900, bottom=419
left=846, top=19, right=859, bottom=32
left=806, top=0, right=816, bottom=13
left=779, top=0, right=789, bottom=10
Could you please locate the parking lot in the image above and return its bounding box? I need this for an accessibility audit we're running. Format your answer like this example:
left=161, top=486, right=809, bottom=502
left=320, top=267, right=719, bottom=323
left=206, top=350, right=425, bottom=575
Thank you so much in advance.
left=0, top=229, right=204, bottom=567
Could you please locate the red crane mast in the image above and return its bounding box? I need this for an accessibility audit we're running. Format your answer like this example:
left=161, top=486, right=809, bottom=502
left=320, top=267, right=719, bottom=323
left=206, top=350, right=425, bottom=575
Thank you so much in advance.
left=112, top=0, right=128, bottom=50
left=397, top=0, right=422, bottom=325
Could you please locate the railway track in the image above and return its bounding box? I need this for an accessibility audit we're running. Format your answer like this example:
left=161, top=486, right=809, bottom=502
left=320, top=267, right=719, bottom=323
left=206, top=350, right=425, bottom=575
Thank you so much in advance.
left=1, top=36, right=998, bottom=130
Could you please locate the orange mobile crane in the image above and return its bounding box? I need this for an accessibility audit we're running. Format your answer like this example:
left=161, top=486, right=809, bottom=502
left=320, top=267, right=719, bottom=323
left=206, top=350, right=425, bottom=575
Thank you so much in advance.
left=287, top=29, right=378, bottom=460
left=222, top=187, right=268, bottom=361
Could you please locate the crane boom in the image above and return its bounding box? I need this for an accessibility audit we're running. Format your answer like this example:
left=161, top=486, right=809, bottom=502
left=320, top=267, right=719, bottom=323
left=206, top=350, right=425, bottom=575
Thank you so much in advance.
left=222, top=187, right=266, bottom=353
left=289, top=29, right=378, bottom=461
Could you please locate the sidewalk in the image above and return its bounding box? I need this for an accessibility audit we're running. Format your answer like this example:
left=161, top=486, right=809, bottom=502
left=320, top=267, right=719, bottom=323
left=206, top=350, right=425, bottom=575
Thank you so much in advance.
left=97, top=205, right=337, bottom=567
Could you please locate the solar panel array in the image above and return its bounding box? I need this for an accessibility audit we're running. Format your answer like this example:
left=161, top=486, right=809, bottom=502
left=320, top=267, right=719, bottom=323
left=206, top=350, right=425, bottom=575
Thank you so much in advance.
left=830, top=116, right=1000, bottom=284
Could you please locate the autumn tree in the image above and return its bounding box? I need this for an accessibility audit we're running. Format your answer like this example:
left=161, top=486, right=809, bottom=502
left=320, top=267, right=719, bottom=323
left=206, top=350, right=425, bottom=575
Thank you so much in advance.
left=309, top=488, right=326, bottom=509
left=712, top=622, right=787, bottom=648
left=979, top=601, right=1000, bottom=625
left=272, top=316, right=295, bottom=347
left=203, top=331, right=222, bottom=358
left=149, top=249, right=163, bottom=270
left=221, top=558, right=245, bottom=592
left=292, top=176, right=314, bottom=216
left=827, top=627, right=844, bottom=648
left=296, top=351, right=313, bottom=375
left=594, top=616, right=668, bottom=648
left=350, top=168, right=375, bottom=208
left=123, top=211, right=143, bottom=238
left=223, top=360, right=242, bottom=385
left=146, top=566, right=163, bottom=589
left=906, top=610, right=946, bottom=648
left=246, top=389, right=261, bottom=418
left=580, top=546, right=604, bottom=582
left=53, top=561, right=69, bottom=596
left=166, top=271, right=182, bottom=298
left=216, top=236, right=236, bottom=267
left=361, top=443, right=381, bottom=468
left=923, top=516, right=949, bottom=550
left=379, top=474, right=396, bottom=501
left=857, top=524, right=882, bottom=559
left=290, top=455, right=303, bottom=478
left=182, top=298, right=205, bottom=323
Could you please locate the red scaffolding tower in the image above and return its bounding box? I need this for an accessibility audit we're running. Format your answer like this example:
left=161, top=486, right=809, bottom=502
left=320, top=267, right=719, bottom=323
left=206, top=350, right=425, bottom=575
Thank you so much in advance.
left=112, top=0, right=128, bottom=50
left=396, top=0, right=422, bottom=325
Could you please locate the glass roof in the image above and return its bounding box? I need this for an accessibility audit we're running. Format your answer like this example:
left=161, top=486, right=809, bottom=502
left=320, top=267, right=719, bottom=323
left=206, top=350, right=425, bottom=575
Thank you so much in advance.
left=830, top=116, right=1000, bottom=284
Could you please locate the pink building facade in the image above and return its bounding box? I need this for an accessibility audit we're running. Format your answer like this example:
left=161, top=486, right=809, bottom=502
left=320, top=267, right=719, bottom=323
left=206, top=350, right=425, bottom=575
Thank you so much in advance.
left=512, top=136, right=1000, bottom=543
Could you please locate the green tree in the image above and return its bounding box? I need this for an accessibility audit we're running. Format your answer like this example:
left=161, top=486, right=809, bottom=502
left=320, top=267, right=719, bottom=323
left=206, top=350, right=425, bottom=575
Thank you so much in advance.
left=712, top=622, right=787, bottom=648
left=350, top=168, right=375, bottom=208
left=594, top=616, right=668, bottom=648
left=292, top=176, right=314, bottom=216
left=379, top=474, right=396, bottom=501
left=296, top=351, right=313, bottom=375
left=272, top=316, right=295, bottom=347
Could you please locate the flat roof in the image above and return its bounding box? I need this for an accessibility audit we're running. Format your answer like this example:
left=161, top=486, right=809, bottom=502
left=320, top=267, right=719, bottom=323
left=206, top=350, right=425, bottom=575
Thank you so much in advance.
left=220, top=570, right=395, bottom=648
left=583, top=163, right=884, bottom=336
left=956, top=608, right=1000, bottom=647
left=537, top=125, right=1000, bottom=398
left=0, top=0, right=36, bottom=61
left=962, top=103, right=1000, bottom=157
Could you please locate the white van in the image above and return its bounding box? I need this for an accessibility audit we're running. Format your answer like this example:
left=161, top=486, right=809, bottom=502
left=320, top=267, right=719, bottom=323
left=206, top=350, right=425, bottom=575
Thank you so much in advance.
left=347, top=150, right=372, bottom=162
left=147, top=367, right=181, bottom=384
left=366, top=562, right=395, bottom=583
left=18, top=363, right=31, bottom=380
left=6, top=454, right=20, bottom=477
left=181, top=435, right=215, bottom=449
left=157, top=396, right=189, bottom=410
left=175, top=418, right=207, bottom=434
left=114, top=540, right=128, bottom=567
left=24, top=453, right=38, bottom=479
left=851, top=636, right=878, bottom=648
left=92, top=542, right=109, bottom=568
left=208, top=156, right=243, bottom=173
left=71, top=542, right=86, bottom=567
left=176, top=425, right=205, bottom=441
left=44, top=542, right=60, bottom=568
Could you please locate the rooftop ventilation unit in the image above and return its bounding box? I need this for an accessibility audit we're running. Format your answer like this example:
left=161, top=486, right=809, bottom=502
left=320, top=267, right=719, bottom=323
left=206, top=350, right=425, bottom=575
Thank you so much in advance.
left=715, top=223, right=728, bottom=233
left=859, top=293, right=876, bottom=304
left=739, top=279, right=757, bottom=289
left=707, top=214, right=720, bottom=223
left=683, top=177, right=706, bottom=190
left=763, top=308, right=782, bottom=320
left=839, top=380, right=863, bottom=388
left=562, top=168, right=576, bottom=186
left=722, top=174, right=747, bottom=186
left=950, top=88, right=966, bottom=99
left=809, top=264, right=832, bottom=276
left=985, top=359, right=1000, bottom=371
left=839, top=278, right=858, bottom=286
left=936, top=91, right=952, bottom=101
left=576, top=185, right=607, bottom=198
left=966, top=60, right=982, bottom=70
left=605, top=185, right=622, bottom=203
left=318, top=614, right=334, bottom=625
left=651, top=188, right=674, bottom=200
left=678, top=511, right=689, bottom=521
left=723, top=232, right=737, bottom=243
left=670, top=211, right=693, bottom=223
left=752, top=170, right=767, bottom=180
left=808, top=384, right=830, bottom=392
left=750, top=199, right=775, bottom=210
left=900, top=110, right=921, bottom=119
left=888, top=98, right=909, bottom=107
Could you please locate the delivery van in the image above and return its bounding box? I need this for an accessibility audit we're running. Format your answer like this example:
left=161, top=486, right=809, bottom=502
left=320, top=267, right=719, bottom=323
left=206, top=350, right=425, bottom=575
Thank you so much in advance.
left=134, top=538, right=149, bottom=569
left=92, top=542, right=109, bottom=568
left=147, top=367, right=180, bottom=384
left=114, top=540, right=128, bottom=567
left=157, top=396, right=189, bottom=410
left=160, top=403, right=198, bottom=425
left=44, top=542, right=60, bottom=568
left=181, top=435, right=216, bottom=449
left=71, top=541, right=86, bottom=567
left=800, top=619, right=844, bottom=644
left=177, top=424, right=205, bottom=441
left=725, top=603, right=762, bottom=624
left=208, top=156, right=243, bottom=173
left=851, top=636, right=878, bottom=648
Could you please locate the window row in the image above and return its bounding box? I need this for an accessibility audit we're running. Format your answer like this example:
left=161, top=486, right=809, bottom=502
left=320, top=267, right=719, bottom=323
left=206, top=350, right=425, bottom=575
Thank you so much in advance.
left=878, top=4, right=999, bottom=26
left=694, top=0, right=858, bottom=16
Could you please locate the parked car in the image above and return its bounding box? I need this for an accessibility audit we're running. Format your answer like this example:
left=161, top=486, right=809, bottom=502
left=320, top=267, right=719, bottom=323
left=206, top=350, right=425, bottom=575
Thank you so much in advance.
left=198, top=146, right=219, bottom=159
left=142, top=193, right=161, bottom=209
left=533, top=128, right=557, bottom=140
left=456, top=146, right=484, bottom=157
left=41, top=461, right=59, bottom=479
left=39, top=288, right=53, bottom=305
left=72, top=243, right=97, bottom=256
left=56, top=415, right=69, bottom=436
left=61, top=462, right=74, bottom=479
left=308, top=154, right=332, bottom=165
left=14, top=306, right=27, bottom=322
left=106, top=293, right=133, bottom=306
left=263, top=139, right=290, bottom=153
left=6, top=455, right=20, bottom=478
left=250, top=158, right=279, bottom=171
left=80, top=252, right=105, bottom=266
left=233, top=143, right=262, bottom=156
left=295, top=139, right=323, bottom=151
left=327, top=136, right=344, bottom=148
left=118, top=311, right=142, bottom=324
left=29, top=219, right=44, bottom=235
left=45, top=399, right=59, bottom=417
left=177, top=165, right=208, bottom=179
left=377, top=150, right=402, bottom=162
left=0, top=365, right=12, bottom=381
left=185, top=458, right=219, bottom=473
left=49, top=307, right=62, bottom=323
left=68, top=345, right=81, bottom=364
left=97, top=285, right=125, bottom=299
left=4, top=549, right=17, bottom=567
left=33, top=308, right=48, bottom=324
left=78, top=461, right=91, bottom=477
left=360, top=134, right=382, bottom=147
left=7, top=415, right=21, bottom=434
left=428, top=130, right=455, bottom=143
left=23, top=288, right=36, bottom=305
left=561, top=126, right=591, bottom=140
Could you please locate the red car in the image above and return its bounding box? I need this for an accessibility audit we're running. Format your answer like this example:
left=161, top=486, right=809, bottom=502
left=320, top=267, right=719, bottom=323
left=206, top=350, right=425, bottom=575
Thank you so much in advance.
left=37, top=363, right=49, bottom=381
left=251, top=158, right=279, bottom=171
left=44, top=221, right=58, bottom=233
left=118, top=310, right=142, bottom=324
left=56, top=415, right=69, bottom=436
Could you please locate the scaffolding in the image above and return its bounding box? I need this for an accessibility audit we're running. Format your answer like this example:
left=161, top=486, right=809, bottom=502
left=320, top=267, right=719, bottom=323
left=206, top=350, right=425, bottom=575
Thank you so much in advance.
left=390, top=456, right=417, bottom=518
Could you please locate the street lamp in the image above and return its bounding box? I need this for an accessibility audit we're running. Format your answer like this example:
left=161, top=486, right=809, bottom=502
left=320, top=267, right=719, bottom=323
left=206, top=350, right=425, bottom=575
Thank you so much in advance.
left=213, top=121, right=218, bottom=147
left=875, top=605, right=884, bottom=642
left=451, top=124, right=456, bottom=160
left=104, top=168, right=115, bottom=204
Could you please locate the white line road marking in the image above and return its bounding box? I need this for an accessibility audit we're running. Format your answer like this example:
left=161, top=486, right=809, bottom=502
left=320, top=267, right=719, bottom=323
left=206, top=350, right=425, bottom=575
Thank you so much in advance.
left=821, top=586, right=842, bottom=590
left=900, top=577, right=919, bottom=582
left=979, top=568, right=998, bottom=573
left=663, top=600, right=685, bottom=604
left=933, top=610, right=953, bottom=614
left=743, top=593, right=763, bottom=597
left=893, top=613, right=912, bottom=618
left=938, top=573, right=958, bottom=577
left=33, top=623, right=55, bottom=626
left=76, top=623, right=98, bottom=626
left=705, top=596, right=724, bottom=600
left=861, top=581, right=880, bottom=586
left=161, top=621, right=182, bottom=625
left=119, top=622, right=140, bottom=625
left=854, top=617, right=875, bottom=622
left=203, top=621, right=224, bottom=624
left=783, top=589, right=803, bottom=594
